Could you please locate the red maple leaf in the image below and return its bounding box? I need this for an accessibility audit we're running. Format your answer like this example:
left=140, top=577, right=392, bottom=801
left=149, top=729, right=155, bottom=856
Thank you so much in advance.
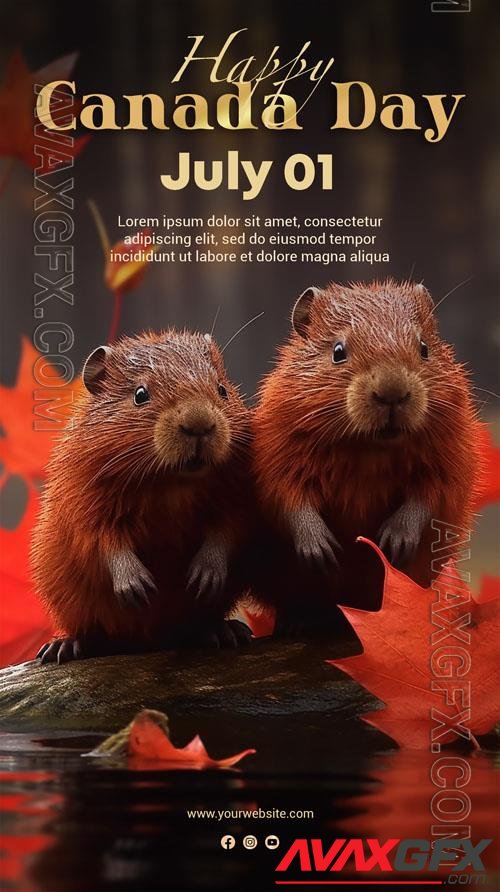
left=0, top=487, right=52, bottom=667
left=0, top=339, right=83, bottom=667
left=244, top=421, right=499, bottom=641
left=0, top=50, right=89, bottom=173
left=104, top=230, right=155, bottom=341
left=124, top=710, right=255, bottom=770
left=88, top=199, right=156, bottom=341
left=0, top=337, right=84, bottom=484
left=330, top=539, right=500, bottom=749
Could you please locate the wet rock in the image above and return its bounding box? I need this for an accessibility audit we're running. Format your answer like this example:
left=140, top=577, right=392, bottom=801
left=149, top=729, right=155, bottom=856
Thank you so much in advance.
left=0, top=638, right=379, bottom=735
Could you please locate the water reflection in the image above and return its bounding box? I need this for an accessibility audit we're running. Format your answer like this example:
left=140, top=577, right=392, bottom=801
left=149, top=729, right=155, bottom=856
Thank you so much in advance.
left=0, top=733, right=498, bottom=891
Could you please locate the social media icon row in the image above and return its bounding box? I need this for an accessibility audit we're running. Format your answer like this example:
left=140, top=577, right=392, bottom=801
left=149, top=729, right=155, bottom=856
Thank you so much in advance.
left=220, top=834, right=280, bottom=850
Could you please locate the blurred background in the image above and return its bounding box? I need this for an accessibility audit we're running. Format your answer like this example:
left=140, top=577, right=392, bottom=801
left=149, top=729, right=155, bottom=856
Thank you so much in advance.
left=0, top=6, right=499, bottom=890
left=0, top=0, right=499, bottom=584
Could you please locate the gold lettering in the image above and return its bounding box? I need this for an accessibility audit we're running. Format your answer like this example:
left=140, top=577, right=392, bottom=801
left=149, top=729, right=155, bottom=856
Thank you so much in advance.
left=380, top=94, right=420, bottom=131
left=172, top=94, right=214, bottom=130
left=80, top=94, right=121, bottom=130
left=36, top=81, right=76, bottom=131
left=123, top=94, right=169, bottom=130
left=331, top=81, right=376, bottom=130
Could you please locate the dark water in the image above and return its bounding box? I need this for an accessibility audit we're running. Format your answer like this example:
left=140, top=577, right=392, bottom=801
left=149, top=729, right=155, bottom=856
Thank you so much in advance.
left=0, top=729, right=498, bottom=892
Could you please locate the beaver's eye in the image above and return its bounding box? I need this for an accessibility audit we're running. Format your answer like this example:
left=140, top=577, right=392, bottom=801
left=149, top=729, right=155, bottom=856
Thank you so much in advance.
left=420, top=340, right=429, bottom=360
left=134, top=385, right=150, bottom=406
left=218, top=383, right=229, bottom=400
left=332, top=341, right=347, bottom=364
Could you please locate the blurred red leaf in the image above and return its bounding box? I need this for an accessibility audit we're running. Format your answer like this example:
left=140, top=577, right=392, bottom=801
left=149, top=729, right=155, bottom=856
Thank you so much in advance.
left=105, top=230, right=153, bottom=294
left=88, top=198, right=156, bottom=339
left=0, top=337, right=84, bottom=484
left=0, top=50, right=89, bottom=173
left=330, top=539, right=500, bottom=749
left=0, top=338, right=83, bottom=666
left=337, top=751, right=498, bottom=873
left=478, top=576, right=500, bottom=603
left=0, top=487, right=52, bottom=667
left=127, top=710, right=256, bottom=769
left=476, top=425, right=500, bottom=507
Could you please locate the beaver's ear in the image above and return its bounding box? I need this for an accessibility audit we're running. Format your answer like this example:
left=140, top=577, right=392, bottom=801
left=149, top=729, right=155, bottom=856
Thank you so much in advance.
left=203, top=332, right=225, bottom=375
left=82, top=345, right=112, bottom=394
left=292, top=286, right=321, bottom=338
left=414, top=282, right=434, bottom=310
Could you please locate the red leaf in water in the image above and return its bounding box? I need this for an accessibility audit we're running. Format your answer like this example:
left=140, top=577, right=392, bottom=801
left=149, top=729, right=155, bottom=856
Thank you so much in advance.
left=338, top=752, right=498, bottom=873
left=128, top=711, right=255, bottom=769
left=330, top=539, right=500, bottom=749
left=0, top=769, right=62, bottom=886
left=0, top=50, right=89, bottom=173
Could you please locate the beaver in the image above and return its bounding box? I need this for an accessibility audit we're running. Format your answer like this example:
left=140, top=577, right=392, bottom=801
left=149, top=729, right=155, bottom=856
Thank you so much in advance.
left=32, top=329, right=252, bottom=662
left=250, top=279, right=482, bottom=635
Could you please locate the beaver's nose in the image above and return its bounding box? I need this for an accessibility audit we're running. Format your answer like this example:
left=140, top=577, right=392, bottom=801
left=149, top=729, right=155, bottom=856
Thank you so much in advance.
left=180, top=422, right=215, bottom=438
left=372, top=388, right=411, bottom=407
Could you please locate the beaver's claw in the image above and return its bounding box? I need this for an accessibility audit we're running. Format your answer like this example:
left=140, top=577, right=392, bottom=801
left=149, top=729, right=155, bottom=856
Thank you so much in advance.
left=110, top=550, right=157, bottom=608
left=37, top=637, right=84, bottom=664
left=378, top=501, right=428, bottom=569
left=289, top=506, right=342, bottom=572
left=187, top=541, right=228, bottom=601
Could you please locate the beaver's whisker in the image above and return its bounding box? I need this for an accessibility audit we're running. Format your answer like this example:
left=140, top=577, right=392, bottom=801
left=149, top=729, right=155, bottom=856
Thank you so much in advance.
left=221, top=312, right=265, bottom=354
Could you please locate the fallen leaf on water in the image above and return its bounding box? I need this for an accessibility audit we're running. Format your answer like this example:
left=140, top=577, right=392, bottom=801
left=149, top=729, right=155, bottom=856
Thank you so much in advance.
left=88, top=709, right=256, bottom=770
left=330, top=539, right=500, bottom=750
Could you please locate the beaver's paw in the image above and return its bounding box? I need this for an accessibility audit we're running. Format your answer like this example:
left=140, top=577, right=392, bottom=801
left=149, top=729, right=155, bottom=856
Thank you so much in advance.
left=289, top=507, right=342, bottom=572
left=110, top=551, right=157, bottom=608
left=378, top=505, right=425, bottom=569
left=37, top=637, right=84, bottom=665
left=187, top=541, right=228, bottom=601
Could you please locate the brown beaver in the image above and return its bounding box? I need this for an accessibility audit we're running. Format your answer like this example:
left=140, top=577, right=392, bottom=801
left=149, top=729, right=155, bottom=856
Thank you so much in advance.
left=250, top=279, right=483, bottom=636
left=32, top=328, right=252, bottom=662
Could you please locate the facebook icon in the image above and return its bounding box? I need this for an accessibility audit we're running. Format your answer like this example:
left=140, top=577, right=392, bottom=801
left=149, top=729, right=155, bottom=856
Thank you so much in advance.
left=220, top=835, right=236, bottom=850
